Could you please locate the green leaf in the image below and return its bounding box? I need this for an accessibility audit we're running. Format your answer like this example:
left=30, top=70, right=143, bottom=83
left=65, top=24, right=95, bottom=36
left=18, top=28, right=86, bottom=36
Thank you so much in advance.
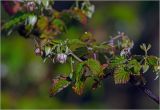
left=72, top=62, right=85, bottom=95
left=68, top=39, right=86, bottom=51
left=85, top=59, right=104, bottom=77
left=114, top=67, right=130, bottom=84
left=74, top=62, right=85, bottom=82
left=52, top=18, right=66, bottom=31
left=37, top=16, right=48, bottom=31
left=50, top=77, right=71, bottom=96
left=41, top=0, right=49, bottom=8
left=142, top=64, right=149, bottom=73
left=147, top=56, right=158, bottom=66
left=128, top=59, right=141, bottom=75
left=44, top=46, right=52, bottom=56
left=3, top=13, right=31, bottom=30
left=72, top=81, right=84, bottom=95
left=110, top=56, right=126, bottom=68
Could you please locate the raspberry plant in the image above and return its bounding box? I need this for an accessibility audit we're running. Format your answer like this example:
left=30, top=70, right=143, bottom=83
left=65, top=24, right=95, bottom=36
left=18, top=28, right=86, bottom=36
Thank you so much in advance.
left=2, top=0, right=159, bottom=104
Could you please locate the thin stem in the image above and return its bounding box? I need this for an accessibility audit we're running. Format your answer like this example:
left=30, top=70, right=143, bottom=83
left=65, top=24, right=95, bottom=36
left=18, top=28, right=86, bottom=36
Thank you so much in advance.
left=70, top=57, right=74, bottom=73
left=102, top=72, right=159, bottom=104
left=69, top=50, right=83, bottom=62
left=138, top=84, right=159, bottom=104
left=101, top=34, right=122, bottom=45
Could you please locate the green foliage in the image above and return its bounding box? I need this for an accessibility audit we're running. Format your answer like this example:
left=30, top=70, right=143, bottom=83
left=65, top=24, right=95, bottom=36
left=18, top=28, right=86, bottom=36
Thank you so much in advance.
left=114, top=66, right=130, bottom=84
left=146, top=56, right=158, bottom=66
left=110, top=56, right=126, bottom=68
left=72, top=62, right=85, bottom=95
left=50, top=77, right=71, bottom=96
left=2, top=0, right=159, bottom=97
left=37, top=16, right=48, bottom=31
left=3, top=13, right=30, bottom=30
left=51, top=19, right=66, bottom=32
left=85, top=59, right=104, bottom=77
left=128, top=59, right=141, bottom=75
left=68, top=39, right=86, bottom=51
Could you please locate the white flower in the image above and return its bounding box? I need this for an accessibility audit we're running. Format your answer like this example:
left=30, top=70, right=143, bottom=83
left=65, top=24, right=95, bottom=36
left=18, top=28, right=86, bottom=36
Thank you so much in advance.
left=26, top=2, right=36, bottom=11
left=28, top=15, right=37, bottom=26
left=56, top=53, right=67, bottom=64
left=120, top=48, right=131, bottom=56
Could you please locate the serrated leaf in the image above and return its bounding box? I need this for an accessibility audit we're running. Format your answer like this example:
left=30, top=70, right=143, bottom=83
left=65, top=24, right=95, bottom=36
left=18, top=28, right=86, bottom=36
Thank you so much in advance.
left=37, top=16, right=48, bottom=31
left=68, top=39, right=86, bottom=51
left=114, top=67, right=130, bottom=84
left=110, top=56, right=126, bottom=68
left=86, top=59, right=104, bottom=77
left=147, top=56, right=158, bottom=66
left=50, top=77, right=71, bottom=96
left=128, top=59, right=141, bottom=75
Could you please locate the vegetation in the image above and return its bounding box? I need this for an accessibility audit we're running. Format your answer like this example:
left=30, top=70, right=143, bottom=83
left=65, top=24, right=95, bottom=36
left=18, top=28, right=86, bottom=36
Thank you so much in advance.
left=2, top=0, right=159, bottom=104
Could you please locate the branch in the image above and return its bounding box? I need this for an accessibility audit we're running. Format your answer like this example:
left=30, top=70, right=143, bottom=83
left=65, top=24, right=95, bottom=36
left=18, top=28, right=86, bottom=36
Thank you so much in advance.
left=102, top=72, right=159, bottom=104
left=137, top=84, right=159, bottom=104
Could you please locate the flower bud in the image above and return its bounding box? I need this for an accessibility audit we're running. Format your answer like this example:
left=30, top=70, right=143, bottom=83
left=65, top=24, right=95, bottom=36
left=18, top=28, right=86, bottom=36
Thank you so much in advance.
left=56, top=53, right=67, bottom=64
left=35, top=48, right=43, bottom=56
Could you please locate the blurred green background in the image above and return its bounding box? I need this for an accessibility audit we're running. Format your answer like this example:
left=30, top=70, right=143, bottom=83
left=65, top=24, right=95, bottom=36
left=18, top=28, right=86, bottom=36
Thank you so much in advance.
left=1, top=1, right=159, bottom=109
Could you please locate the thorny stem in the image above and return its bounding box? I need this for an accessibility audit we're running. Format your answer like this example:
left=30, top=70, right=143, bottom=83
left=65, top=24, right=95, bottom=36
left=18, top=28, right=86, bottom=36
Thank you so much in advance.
left=102, top=72, right=159, bottom=104
left=137, top=84, right=159, bottom=104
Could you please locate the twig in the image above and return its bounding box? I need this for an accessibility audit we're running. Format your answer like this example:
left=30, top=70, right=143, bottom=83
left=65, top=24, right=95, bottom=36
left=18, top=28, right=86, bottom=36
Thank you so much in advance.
left=102, top=72, right=159, bottom=104
left=69, top=52, right=83, bottom=62
left=137, top=84, right=159, bottom=104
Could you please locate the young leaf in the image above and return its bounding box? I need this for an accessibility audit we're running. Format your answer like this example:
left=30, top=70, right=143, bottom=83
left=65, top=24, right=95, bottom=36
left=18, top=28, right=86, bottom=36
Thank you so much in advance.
left=68, top=39, right=86, bottom=51
left=114, top=67, right=130, bottom=84
left=85, top=59, right=104, bottom=77
left=50, top=77, right=71, bottom=96
left=128, top=59, right=141, bottom=75
left=142, top=64, right=149, bottom=73
left=37, top=16, right=48, bottom=31
left=110, top=56, right=126, bottom=68
left=140, top=43, right=151, bottom=55
left=147, top=56, right=158, bottom=66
